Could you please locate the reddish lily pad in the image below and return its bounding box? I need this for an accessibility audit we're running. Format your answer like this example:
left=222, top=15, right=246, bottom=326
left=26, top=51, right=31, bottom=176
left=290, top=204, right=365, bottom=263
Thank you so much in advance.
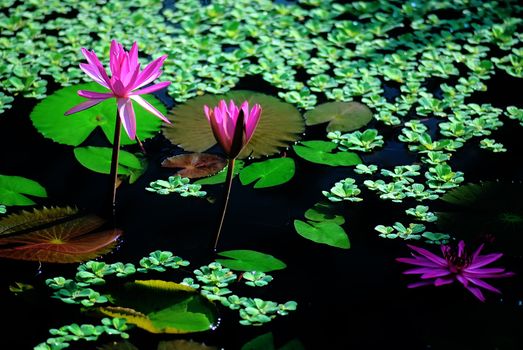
left=0, top=207, right=121, bottom=263
left=161, top=153, right=226, bottom=179
left=162, top=90, right=304, bottom=159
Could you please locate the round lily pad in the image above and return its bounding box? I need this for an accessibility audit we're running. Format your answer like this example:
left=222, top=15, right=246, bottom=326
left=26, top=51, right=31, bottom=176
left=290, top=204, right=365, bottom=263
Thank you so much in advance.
left=161, top=153, right=226, bottom=179
left=30, top=83, right=167, bottom=146
left=162, top=90, right=305, bottom=159
left=304, top=101, right=373, bottom=132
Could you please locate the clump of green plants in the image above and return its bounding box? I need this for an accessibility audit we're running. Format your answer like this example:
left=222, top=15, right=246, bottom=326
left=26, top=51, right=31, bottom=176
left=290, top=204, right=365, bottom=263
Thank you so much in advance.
left=146, top=176, right=206, bottom=197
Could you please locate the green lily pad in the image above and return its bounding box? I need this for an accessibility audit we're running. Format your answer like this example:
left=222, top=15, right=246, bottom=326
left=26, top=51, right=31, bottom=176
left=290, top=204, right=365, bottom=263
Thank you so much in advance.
left=30, top=83, right=166, bottom=146
left=194, top=160, right=244, bottom=185
left=163, top=90, right=305, bottom=159
left=215, top=250, right=286, bottom=272
left=0, top=175, right=47, bottom=206
left=74, top=146, right=146, bottom=183
left=304, top=202, right=345, bottom=225
left=304, top=101, right=373, bottom=132
left=293, top=140, right=361, bottom=166
left=239, top=158, right=295, bottom=188
left=99, top=280, right=217, bottom=334
left=294, top=220, right=350, bottom=249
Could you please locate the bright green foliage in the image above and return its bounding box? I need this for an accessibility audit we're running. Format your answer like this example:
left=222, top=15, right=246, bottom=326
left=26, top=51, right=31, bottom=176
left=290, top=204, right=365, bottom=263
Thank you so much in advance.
left=405, top=205, right=438, bottom=223
left=354, top=164, right=378, bottom=175
left=74, top=146, right=146, bottom=183
left=243, top=271, right=273, bottom=287
left=425, top=164, right=465, bottom=193
left=0, top=205, right=6, bottom=214
left=215, top=250, right=287, bottom=272
left=34, top=318, right=129, bottom=350
left=294, top=220, right=350, bottom=249
left=323, top=178, right=363, bottom=202
left=304, top=101, right=373, bottom=132
left=30, top=84, right=165, bottom=146
left=146, top=176, right=206, bottom=197
left=239, top=158, right=295, bottom=188
left=328, top=129, right=384, bottom=152
left=0, top=175, right=47, bottom=206
left=506, top=106, right=523, bottom=126
left=480, top=138, right=507, bottom=152
left=237, top=298, right=297, bottom=326
left=138, top=251, right=190, bottom=273
left=374, top=222, right=426, bottom=241
left=293, top=140, right=361, bottom=166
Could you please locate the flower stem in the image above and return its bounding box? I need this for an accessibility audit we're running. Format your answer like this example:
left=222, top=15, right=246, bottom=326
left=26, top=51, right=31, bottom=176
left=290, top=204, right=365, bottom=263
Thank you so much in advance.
left=136, top=135, right=146, bottom=155
left=213, top=158, right=235, bottom=251
left=109, top=111, right=122, bottom=214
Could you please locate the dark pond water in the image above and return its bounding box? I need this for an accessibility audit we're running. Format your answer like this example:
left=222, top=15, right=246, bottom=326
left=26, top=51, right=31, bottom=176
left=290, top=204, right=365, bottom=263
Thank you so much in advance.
left=1, top=68, right=523, bottom=350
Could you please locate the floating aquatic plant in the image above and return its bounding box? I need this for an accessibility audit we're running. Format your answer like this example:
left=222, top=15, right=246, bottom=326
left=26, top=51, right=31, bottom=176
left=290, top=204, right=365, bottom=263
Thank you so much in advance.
left=303, top=101, right=373, bottom=132
left=397, top=241, right=514, bottom=301
left=161, top=153, right=227, bottom=179
left=0, top=175, right=47, bottom=206
left=64, top=40, right=170, bottom=209
left=328, top=129, right=384, bottom=152
left=146, top=176, right=206, bottom=198
left=0, top=207, right=120, bottom=263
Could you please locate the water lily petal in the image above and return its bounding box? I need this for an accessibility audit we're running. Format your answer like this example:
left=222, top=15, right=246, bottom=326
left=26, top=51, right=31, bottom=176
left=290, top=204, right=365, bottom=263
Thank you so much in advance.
left=132, top=81, right=171, bottom=95
left=467, top=277, right=501, bottom=293
left=79, top=63, right=110, bottom=88
left=465, top=285, right=486, bottom=301
left=469, top=252, right=503, bottom=269
left=407, top=245, right=447, bottom=266
left=434, top=277, right=454, bottom=286
left=78, top=90, right=114, bottom=99
left=130, top=95, right=170, bottom=124
left=135, top=55, right=167, bottom=89
left=396, top=257, right=441, bottom=268
left=64, top=98, right=107, bottom=116
left=117, top=98, right=136, bottom=140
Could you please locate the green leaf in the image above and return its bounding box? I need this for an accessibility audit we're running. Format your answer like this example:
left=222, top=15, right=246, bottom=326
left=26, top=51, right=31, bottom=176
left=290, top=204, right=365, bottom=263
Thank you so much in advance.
left=304, top=101, right=373, bottom=132
left=30, top=83, right=166, bottom=146
left=279, top=339, right=306, bottom=350
left=99, top=280, right=216, bottom=334
left=293, top=141, right=361, bottom=166
left=215, top=250, right=286, bottom=272
left=73, top=146, right=144, bottom=177
left=194, top=160, right=244, bottom=185
left=304, top=202, right=345, bottom=225
left=239, top=158, right=295, bottom=188
left=0, top=175, right=47, bottom=206
left=294, top=220, right=350, bottom=249
left=241, top=332, right=276, bottom=350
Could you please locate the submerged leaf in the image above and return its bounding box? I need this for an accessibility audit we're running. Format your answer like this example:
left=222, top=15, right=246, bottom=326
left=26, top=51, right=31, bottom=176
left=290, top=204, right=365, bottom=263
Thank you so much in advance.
left=97, top=342, right=139, bottom=350
left=304, top=202, right=345, bottom=225
left=239, top=158, right=295, bottom=188
left=157, top=340, right=217, bottom=350
left=100, top=280, right=217, bottom=334
left=304, top=101, right=373, bottom=132
left=216, top=250, right=286, bottom=272
left=294, top=220, right=350, bottom=249
left=163, top=91, right=304, bottom=159
left=0, top=207, right=120, bottom=263
left=30, top=83, right=166, bottom=146
left=162, top=153, right=226, bottom=179
left=241, top=332, right=275, bottom=350
left=0, top=175, right=47, bottom=206
left=293, top=141, right=361, bottom=166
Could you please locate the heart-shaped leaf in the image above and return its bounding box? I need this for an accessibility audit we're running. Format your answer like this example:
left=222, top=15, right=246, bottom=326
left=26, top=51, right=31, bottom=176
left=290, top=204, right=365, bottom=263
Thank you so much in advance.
left=294, top=220, right=350, bottom=249
left=194, top=160, right=244, bottom=185
left=239, top=158, right=295, bottom=188
left=215, top=250, right=286, bottom=272
left=163, top=90, right=304, bottom=159
left=0, top=207, right=121, bottom=263
left=74, top=146, right=146, bottom=183
left=304, top=202, right=345, bottom=225
left=304, top=101, right=373, bottom=132
left=293, top=140, right=361, bottom=166
left=30, top=83, right=166, bottom=146
left=99, top=280, right=217, bottom=334
left=161, top=153, right=226, bottom=179
left=0, top=175, right=47, bottom=206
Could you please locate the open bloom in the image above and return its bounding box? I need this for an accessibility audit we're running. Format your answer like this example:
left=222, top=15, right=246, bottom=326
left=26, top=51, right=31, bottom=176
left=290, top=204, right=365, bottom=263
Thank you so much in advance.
left=397, top=241, right=514, bottom=301
left=204, top=100, right=262, bottom=159
left=65, top=40, right=171, bottom=140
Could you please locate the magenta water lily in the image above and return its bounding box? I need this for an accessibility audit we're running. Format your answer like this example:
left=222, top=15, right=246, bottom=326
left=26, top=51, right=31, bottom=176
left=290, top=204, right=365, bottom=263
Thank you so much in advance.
left=204, top=100, right=262, bottom=159
left=204, top=99, right=262, bottom=250
left=397, top=241, right=514, bottom=301
left=65, top=40, right=171, bottom=140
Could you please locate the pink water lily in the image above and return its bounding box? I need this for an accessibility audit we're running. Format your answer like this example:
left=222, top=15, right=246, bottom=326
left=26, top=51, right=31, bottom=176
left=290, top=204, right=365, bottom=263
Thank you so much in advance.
left=204, top=100, right=262, bottom=159
left=65, top=40, right=171, bottom=140
left=397, top=241, right=514, bottom=301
